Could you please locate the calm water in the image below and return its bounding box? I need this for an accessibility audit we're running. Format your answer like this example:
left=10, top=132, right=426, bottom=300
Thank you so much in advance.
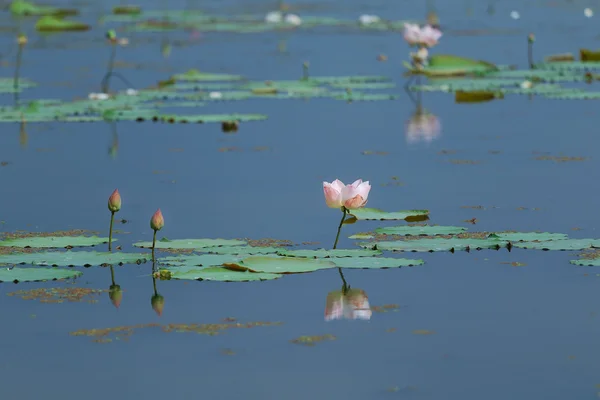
left=1, top=0, right=600, bottom=398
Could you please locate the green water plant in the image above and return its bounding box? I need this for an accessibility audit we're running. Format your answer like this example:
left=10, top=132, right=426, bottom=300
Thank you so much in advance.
left=107, top=189, right=121, bottom=251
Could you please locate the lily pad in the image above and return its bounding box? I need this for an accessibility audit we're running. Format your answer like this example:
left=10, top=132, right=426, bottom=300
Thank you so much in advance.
left=224, top=256, right=336, bottom=274
left=276, top=249, right=382, bottom=258
left=363, top=238, right=508, bottom=252
left=204, top=246, right=281, bottom=255
left=489, top=232, right=568, bottom=242
left=0, top=267, right=81, bottom=283
left=375, top=225, right=467, bottom=236
left=513, top=239, right=600, bottom=251
left=172, top=70, right=243, bottom=82
left=0, top=251, right=147, bottom=267
left=569, top=259, right=600, bottom=266
left=168, top=266, right=281, bottom=282
left=332, top=257, right=424, bottom=269
left=349, top=208, right=429, bottom=220
left=10, top=0, right=78, bottom=16
left=0, top=236, right=111, bottom=248
left=133, top=238, right=246, bottom=250
left=35, top=16, right=90, bottom=32
left=157, top=254, right=241, bottom=267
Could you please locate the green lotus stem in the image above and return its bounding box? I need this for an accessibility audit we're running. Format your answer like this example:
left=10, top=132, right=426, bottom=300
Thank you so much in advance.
left=332, top=207, right=347, bottom=250
left=109, top=264, right=116, bottom=286
left=528, top=34, right=535, bottom=69
left=152, top=229, right=157, bottom=261
left=338, top=268, right=349, bottom=294
left=108, top=211, right=115, bottom=251
left=13, top=43, right=24, bottom=107
left=152, top=261, right=158, bottom=295
left=101, top=42, right=117, bottom=93
left=302, top=62, right=309, bottom=80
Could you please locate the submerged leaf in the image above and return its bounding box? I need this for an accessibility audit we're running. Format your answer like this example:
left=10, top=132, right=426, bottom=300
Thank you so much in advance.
left=0, top=267, right=81, bottom=282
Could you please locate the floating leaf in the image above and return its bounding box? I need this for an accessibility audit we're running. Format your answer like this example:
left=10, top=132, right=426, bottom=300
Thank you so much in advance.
left=580, top=49, right=600, bottom=62
left=0, top=236, right=111, bottom=248
left=0, top=251, right=147, bottom=267
left=168, top=266, right=281, bottom=282
left=406, top=54, right=498, bottom=76
left=349, top=208, right=429, bottom=220
left=276, top=249, right=382, bottom=258
left=375, top=225, right=467, bottom=236
left=172, top=69, right=243, bottom=82
left=224, top=256, right=336, bottom=274
left=332, top=257, right=424, bottom=269
left=204, top=246, right=281, bottom=255
left=35, top=16, right=90, bottom=32
left=513, top=239, right=600, bottom=251
left=112, top=5, right=141, bottom=15
left=0, top=267, right=81, bottom=283
left=490, top=232, right=568, bottom=242
left=10, top=0, right=78, bottom=16
left=157, top=254, right=241, bottom=267
left=348, top=233, right=375, bottom=240
left=569, top=259, right=600, bottom=266
left=364, top=238, right=507, bottom=252
left=455, top=90, right=501, bottom=103
left=133, top=238, right=246, bottom=250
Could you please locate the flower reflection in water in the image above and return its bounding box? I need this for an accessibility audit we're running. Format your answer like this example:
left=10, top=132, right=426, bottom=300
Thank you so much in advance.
left=406, top=109, right=441, bottom=144
left=325, top=269, right=372, bottom=321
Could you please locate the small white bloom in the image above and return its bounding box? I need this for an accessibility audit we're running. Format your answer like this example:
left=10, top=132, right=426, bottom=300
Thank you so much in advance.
left=125, top=88, right=138, bottom=96
left=284, top=13, right=302, bottom=26
left=585, top=8, right=593, bottom=17
left=118, top=38, right=129, bottom=46
left=88, top=92, right=110, bottom=100
left=520, top=80, right=533, bottom=89
left=209, top=91, right=223, bottom=99
left=510, top=11, right=520, bottom=19
left=359, top=14, right=380, bottom=25
left=440, top=84, right=450, bottom=92
left=265, top=11, right=283, bottom=23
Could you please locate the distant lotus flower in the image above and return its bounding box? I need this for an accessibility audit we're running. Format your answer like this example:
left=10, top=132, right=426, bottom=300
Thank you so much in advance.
left=359, top=14, right=380, bottom=25
left=118, top=38, right=129, bottom=46
left=89, top=92, right=110, bottom=101
left=284, top=14, right=302, bottom=26
left=150, top=209, right=164, bottom=231
left=108, top=189, right=121, bottom=213
left=403, top=23, right=442, bottom=47
left=406, top=110, right=441, bottom=144
left=265, top=11, right=283, bottom=23
left=151, top=293, right=165, bottom=316
left=325, top=288, right=372, bottom=321
left=323, top=179, right=371, bottom=210
left=125, top=88, right=138, bottom=96
left=209, top=91, right=223, bottom=99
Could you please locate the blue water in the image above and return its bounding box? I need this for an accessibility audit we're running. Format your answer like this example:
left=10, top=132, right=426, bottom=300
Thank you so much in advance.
left=1, top=0, right=600, bottom=398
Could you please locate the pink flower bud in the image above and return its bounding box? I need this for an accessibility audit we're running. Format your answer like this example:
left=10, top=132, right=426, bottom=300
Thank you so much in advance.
left=108, top=189, right=121, bottom=213
left=150, top=209, right=164, bottom=231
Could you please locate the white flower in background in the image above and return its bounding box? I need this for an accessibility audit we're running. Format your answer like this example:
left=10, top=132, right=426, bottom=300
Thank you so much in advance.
left=118, top=38, right=129, bottom=46
left=284, top=13, right=302, bottom=26
left=209, top=91, right=223, bottom=99
left=125, top=88, right=138, bottom=96
left=265, top=11, right=283, bottom=23
left=585, top=8, right=594, bottom=17
left=359, top=14, right=380, bottom=25
left=510, top=11, right=520, bottom=19
left=520, top=80, right=533, bottom=89
left=88, top=92, right=110, bottom=100
left=406, top=111, right=441, bottom=144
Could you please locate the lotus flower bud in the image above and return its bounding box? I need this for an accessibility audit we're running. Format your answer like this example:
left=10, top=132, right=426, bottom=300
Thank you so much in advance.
left=109, top=284, right=122, bottom=308
left=151, top=294, right=165, bottom=316
left=150, top=209, right=164, bottom=231
left=17, top=34, right=27, bottom=46
left=106, top=29, right=117, bottom=42
left=108, top=189, right=121, bottom=213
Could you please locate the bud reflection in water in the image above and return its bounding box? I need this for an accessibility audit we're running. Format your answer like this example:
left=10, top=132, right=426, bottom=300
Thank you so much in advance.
left=325, top=269, right=372, bottom=321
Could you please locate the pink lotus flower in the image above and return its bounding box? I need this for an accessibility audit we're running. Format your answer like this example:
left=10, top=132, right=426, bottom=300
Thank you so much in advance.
left=403, top=23, right=442, bottom=47
left=108, top=189, right=121, bottom=213
left=323, top=179, right=371, bottom=210
left=406, top=111, right=441, bottom=144
left=325, top=288, right=372, bottom=321
left=150, top=209, right=164, bottom=231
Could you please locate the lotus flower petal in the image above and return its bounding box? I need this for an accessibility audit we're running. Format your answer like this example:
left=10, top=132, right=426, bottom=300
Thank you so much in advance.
left=323, top=180, right=344, bottom=208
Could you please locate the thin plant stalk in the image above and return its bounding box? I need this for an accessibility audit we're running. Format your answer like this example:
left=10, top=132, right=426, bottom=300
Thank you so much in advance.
left=101, top=42, right=117, bottom=93
left=109, top=264, right=116, bottom=286
left=14, top=42, right=24, bottom=107
left=108, top=211, right=115, bottom=251
left=332, top=207, right=347, bottom=250
left=152, top=260, right=158, bottom=295
left=151, top=229, right=157, bottom=261
left=338, top=267, right=349, bottom=294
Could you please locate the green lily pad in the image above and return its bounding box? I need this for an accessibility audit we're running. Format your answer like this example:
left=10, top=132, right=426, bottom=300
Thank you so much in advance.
left=363, top=238, right=508, bottom=252
left=0, top=236, right=111, bottom=248
left=10, top=0, right=78, bottom=16
left=308, top=76, right=392, bottom=84
left=276, top=249, right=382, bottom=258
left=569, top=259, right=600, bottom=266
left=157, top=254, right=241, bottom=267
left=172, top=69, right=243, bottom=82
left=375, top=225, right=467, bottom=236
left=512, top=239, right=600, bottom=251
left=406, top=54, right=498, bottom=77
left=0, top=251, right=148, bottom=267
left=349, top=208, right=429, bottom=220
left=489, top=232, right=568, bottom=242
left=348, top=233, right=375, bottom=240
left=0, top=267, right=81, bottom=283
left=224, top=256, right=336, bottom=274
left=133, top=238, right=246, bottom=250
left=204, top=246, right=281, bottom=255
left=332, top=257, right=424, bottom=269
left=168, top=266, right=281, bottom=282
left=35, top=16, right=90, bottom=32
